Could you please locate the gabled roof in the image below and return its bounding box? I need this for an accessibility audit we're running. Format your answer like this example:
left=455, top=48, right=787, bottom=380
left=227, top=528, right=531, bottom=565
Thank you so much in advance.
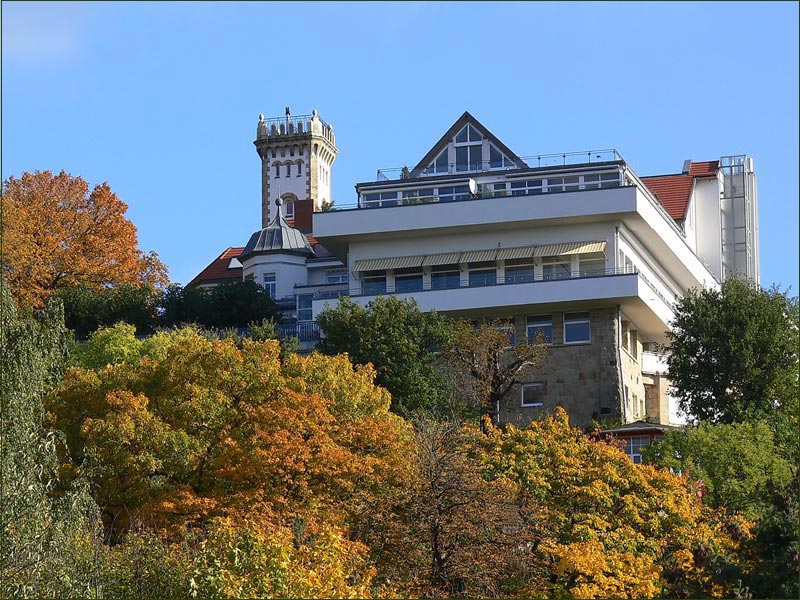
left=410, top=111, right=526, bottom=176
left=188, top=247, right=244, bottom=287
left=640, top=159, right=720, bottom=221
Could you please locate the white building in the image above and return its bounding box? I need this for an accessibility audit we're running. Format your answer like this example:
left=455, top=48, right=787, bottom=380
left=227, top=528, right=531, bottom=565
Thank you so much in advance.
left=190, top=109, right=759, bottom=428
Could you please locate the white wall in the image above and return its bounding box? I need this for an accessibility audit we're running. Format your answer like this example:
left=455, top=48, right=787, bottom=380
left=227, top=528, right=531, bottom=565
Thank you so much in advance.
left=693, top=177, right=723, bottom=281
left=269, top=147, right=309, bottom=207
left=241, top=253, right=308, bottom=299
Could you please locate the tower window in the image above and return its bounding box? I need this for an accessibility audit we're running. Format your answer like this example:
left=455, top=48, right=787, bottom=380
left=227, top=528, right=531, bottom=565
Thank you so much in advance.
left=286, top=163, right=292, bottom=177
left=274, top=164, right=280, bottom=178
left=263, top=273, right=277, bottom=298
left=296, top=162, right=303, bottom=176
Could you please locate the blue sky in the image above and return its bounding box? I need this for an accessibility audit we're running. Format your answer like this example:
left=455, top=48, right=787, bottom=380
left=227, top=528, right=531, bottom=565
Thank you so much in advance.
left=3, top=1, right=798, bottom=290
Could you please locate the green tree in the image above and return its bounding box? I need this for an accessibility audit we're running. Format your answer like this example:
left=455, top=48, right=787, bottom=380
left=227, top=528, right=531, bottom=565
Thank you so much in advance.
left=665, top=277, right=798, bottom=424
left=643, top=421, right=792, bottom=519
left=316, top=296, right=455, bottom=416
left=57, top=283, right=159, bottom=339
left=0, top=286, right=101, bottom=598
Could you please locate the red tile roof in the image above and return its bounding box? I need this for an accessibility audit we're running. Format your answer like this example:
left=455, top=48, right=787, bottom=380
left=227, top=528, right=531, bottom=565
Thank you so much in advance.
left=641, top=160, right=719, bottom=221
left=689, top=160, right=719, bottom=178
left=188, top=247, right=244, bottom=287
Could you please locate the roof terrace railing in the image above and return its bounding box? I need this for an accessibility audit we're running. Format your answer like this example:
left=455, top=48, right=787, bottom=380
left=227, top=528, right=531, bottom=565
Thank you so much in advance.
left=256, top=113, right=331, bottom=138
left=376, top=149, right=623, bottom=181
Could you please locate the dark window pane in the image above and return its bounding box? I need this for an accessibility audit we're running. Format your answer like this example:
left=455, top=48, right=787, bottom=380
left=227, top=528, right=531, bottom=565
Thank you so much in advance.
left=431, top=272, right=460, bottom=290
left=456, top=126, right=468, bottom=143
left=468, top=124, right=482, bottom=141
left=490, top=145, right=503, bottom=168
left=469, top=270, right=496, bottom=287
left=456, top=147, right=469, bottom=171
left=470, top=145, right=482, bottom=170
left=395, top=275, right=423, bottom=293
left=506, top=266, right=535, bottom=284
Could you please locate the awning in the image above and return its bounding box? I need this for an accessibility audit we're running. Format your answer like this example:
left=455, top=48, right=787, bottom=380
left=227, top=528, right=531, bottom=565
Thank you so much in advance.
left=531, top=241, right=606, bottom=257
left=422, top=252, right=462, bottom=267
left=496, top=246, right=535, bottom=261
left=353, top=255, right=425, bottom=272
left=460, top=249, right=498, bottom=263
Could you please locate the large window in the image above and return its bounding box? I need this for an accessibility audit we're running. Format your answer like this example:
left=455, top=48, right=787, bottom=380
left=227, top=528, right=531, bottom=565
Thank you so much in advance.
left=437, top=185, right=471, bottom=203
left=521, top=383, right=545, bottom=407
left=468, top=262, right=496, bottom=287
left=297, top=294, right=313, bottom=322
left=403, top=188, right=435, bottom=204
left=362, top=272, right=386, bottom=295
left=489, top=144, right=514, bottom=169
left=526, top=316, right=553, bottom=344
left=506, top=259, right=536, bottom=284
left=431, top=266, right=461, bottom=290
left=510, top=179, right=543, bottom=197
left=424, top=150, right=449, bottom=176
left=394, top=268, right=423, bottom=293
left=579, top=252, right=606, bottom=277
left=542, top=256, right=571, bottom=280
left=363, top=192, right=399, bottom=207
left=564, top=312, right=591, bottom=344
left=454, top=125, right=483, bottom=172
left=624, top=435, right=651, bottom=464
left=263, top=273, right=277, bottom=298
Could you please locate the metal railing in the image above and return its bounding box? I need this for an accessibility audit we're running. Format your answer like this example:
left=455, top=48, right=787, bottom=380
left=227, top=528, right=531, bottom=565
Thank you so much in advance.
left=337, top=267, right=639, bottom=298
left=256, top=113, right=331, bottom=138
left=358, top=169, right=624, bottom=209
left=275, top=321, right=321, bottom=342
left=376, top=149, right=623, bottom=181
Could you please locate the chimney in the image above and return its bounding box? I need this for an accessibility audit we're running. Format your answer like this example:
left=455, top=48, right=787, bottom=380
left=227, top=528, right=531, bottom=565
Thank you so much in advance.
left=294, top=198, right=314, bottom=233
left=681, top=159, right=692, bottom=175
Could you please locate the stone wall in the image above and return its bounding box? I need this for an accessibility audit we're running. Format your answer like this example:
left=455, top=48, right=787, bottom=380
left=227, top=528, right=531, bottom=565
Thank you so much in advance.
left=498, top=307, right=636, bottom=429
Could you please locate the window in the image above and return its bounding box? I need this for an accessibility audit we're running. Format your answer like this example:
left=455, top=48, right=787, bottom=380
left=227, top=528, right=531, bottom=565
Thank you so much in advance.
left=431, top=266, right=461, bottom=290
left=526, top=316, right=553, bottom=344
left=437, top=185, right=470, bottom=203
left=624, top=435, right=651, bottom=464
left=493, top=318, right=516, bottom=346
left=545, top=177, right=563, bottom=193
left=326, top=272, right=348, bottom=285
left=297, top=294, right=313, bottom=322
left=285, top=163, right=292, bottom=177
left=454, top=125, right=483, bottom=172
left=564, top=312, right=591, bottom=344
left=425, top=149, right=449, bottom=176
left=284, top=200, right=294, bottom=219
left=363, top=192, right=399, bottom=207
left=296, top=162, right=303, bottom=177
left=506, top=259, right=536, bottom=284
left=274, top=164, right=280, bottom=178
left=468, top=262, right=496, bottom=287
left=492, top=182, right=508, bottom=197
left=564, top=176, right=580, bottom=192
left=362, top=272, right=387, bottom=295
left=263, top=273, right=277, bottom=298
left=542, top=256, right=571, bottom=280
left=394, top=268, right=423, bottom=293
left=579, top=252, right=606, bottom=277
left=403, top=188, right=435, bottom=204
left=489, top=144, right=514, bottom=169
left=600, top=171, right=620, bottom=188
left=521, top=383, right=545, bottom=407
left=509, top=179, right=543, bottom=197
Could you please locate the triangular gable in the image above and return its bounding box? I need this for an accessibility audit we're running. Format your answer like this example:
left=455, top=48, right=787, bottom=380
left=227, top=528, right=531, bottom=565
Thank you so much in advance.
left=410, top=111, right=527, bottom=177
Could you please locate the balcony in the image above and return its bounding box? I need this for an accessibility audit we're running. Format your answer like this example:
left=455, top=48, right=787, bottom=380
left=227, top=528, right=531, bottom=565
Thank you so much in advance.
left=275, top=321, right=321, bottom=342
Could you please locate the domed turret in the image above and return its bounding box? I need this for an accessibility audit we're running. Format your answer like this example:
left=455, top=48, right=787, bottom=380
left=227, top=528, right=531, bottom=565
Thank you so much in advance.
left=241, top=199, right=314, bottom=259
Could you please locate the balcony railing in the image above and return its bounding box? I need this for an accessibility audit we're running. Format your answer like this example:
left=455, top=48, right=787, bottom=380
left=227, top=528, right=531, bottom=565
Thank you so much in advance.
left=275, top=321, right=321, bottom=342
left=376, top=149, right=623, bottom=181
left=337, top=267, right=639, bottom=298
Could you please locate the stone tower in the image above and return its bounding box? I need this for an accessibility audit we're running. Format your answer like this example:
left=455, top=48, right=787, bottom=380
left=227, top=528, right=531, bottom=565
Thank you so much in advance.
left=254, top=108, right=338, bottom=229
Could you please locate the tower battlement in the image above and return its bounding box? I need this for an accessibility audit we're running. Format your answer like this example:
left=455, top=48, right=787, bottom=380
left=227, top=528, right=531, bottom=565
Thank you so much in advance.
left=256, top=109, right=335, bottom=146
left=253, top=108, right=338, bottom=227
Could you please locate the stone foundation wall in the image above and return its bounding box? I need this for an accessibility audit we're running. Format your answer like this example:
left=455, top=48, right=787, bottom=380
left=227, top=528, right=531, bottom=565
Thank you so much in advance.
left=497, top=307, right=639, bottom=429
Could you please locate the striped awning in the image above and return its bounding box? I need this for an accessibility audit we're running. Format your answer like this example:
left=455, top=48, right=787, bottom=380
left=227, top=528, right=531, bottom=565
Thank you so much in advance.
left=460, top=249, right=498, bottom=263
left=353, top=241, right=606, bottom=272
left=422, top=252, right=462, bottom=267
left=353, top=255, right=425, bottom=272
left=531, top=241, right=606, bottom=257
left=496, top=246, right=535, bottom=261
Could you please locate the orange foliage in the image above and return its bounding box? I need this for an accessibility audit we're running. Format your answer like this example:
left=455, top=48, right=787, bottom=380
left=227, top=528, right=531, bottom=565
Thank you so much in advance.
left=1, top=170, right=167, bottom=308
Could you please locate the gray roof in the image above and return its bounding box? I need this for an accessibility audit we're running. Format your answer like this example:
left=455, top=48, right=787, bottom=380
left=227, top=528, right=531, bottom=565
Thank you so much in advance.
left=601, top=420, right=682, bottom=435
left=241, top=201, right=314, bottom=259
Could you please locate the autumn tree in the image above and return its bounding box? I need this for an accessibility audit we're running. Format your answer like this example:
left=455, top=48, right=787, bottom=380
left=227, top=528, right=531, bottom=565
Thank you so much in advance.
left=1, top=170, right=168, bottom=309
left=444, top=318, right=548, bottom=422
left=477, top=408, right=751, bottom=598
left=47, top=326, right=412, bottom=539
